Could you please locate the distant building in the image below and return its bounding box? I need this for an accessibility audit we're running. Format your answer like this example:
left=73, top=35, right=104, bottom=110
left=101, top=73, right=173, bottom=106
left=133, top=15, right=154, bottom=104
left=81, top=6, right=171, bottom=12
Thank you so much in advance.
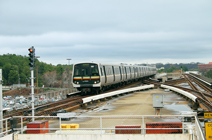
left=198, top=62, right=212, bottom=70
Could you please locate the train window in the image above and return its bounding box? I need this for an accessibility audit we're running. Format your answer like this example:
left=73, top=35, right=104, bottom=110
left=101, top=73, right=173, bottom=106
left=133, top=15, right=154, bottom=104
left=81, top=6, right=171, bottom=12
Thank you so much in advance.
left=74, top=63, right=100, bottom=77
left=84, top=64, right=91, bottom=76
left=106, top=67, right=112, bottom=75
left=115, top=67, right=119, bottom=74
left=82, top=68, right=89, bottom=76
left=74, top=66, right=81, bottom=76
left=91, top=65, right=99, bottom=76
left=107, top=67, right=110, bottom=75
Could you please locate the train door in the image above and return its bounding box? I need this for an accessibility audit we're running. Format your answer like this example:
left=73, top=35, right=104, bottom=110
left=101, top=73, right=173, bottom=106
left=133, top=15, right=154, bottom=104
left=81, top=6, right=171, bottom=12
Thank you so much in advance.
left=139, top=67, right=141, bottom=78
left=129, top=67, right=132, bottom=79
left=141, top=67, right=144, bottom=77
left=134, top=67, right=136, bottom=78
left=103, top=66, right=107, bottom=83
left=112, top=66, right=115, bottom=81
left=119, top=66, right=122, bottom=81
left=100, top=66, right=105, bottom=84
left=122, top=66, right=126, bottom=81
left=125, top=67, right=127, bottom=79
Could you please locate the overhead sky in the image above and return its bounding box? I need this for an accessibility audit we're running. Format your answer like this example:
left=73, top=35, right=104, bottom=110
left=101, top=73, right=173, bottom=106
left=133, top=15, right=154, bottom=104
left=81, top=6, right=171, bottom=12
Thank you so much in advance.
left=0, top=0, right=212, bottom=65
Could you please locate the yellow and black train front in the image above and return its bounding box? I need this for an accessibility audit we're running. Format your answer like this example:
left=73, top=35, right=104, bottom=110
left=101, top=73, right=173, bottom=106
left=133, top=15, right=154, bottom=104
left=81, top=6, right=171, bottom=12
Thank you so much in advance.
left=73, top=63, right=101, bottom=94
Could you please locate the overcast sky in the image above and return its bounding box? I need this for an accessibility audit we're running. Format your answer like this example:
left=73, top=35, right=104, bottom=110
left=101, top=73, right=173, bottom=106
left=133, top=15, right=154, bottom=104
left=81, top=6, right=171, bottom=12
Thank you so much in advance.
left=0, top=0, right=212, bottom=65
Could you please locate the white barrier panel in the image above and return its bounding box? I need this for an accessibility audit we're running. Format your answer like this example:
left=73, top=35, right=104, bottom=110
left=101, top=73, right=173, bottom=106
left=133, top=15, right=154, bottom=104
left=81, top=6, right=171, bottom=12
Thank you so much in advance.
left=189, top=74, right=212, bottom=86
left=161, top=84, right=197, bottom=102
left=82, top=85, right=154, bottom=104
left=17, top=134, right=190, bottom=140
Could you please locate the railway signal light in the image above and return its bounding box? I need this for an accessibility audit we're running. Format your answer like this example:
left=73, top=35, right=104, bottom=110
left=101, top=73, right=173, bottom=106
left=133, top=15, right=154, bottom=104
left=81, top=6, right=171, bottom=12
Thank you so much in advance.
left=28, top=46, right=35, bottom=69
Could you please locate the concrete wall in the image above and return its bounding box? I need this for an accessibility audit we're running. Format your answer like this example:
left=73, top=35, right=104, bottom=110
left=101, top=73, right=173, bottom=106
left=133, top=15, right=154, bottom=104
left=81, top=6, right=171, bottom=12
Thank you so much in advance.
left=1, top=134, right=13, bottom=140
left=16, top=134, right=191, bottom=140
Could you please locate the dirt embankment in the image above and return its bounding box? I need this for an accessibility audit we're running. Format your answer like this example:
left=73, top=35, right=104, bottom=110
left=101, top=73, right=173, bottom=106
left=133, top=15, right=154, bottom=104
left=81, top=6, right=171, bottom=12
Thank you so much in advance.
left=3, top=88, right=42, bottom=97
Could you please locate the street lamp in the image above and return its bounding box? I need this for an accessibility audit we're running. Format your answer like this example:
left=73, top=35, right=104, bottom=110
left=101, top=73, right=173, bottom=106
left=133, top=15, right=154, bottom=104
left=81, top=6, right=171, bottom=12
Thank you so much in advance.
left=16, top=71, right=20, bottom=87
left=67, top=59, right=71, bottom=88
left=26, top=78, right=30, bottom=87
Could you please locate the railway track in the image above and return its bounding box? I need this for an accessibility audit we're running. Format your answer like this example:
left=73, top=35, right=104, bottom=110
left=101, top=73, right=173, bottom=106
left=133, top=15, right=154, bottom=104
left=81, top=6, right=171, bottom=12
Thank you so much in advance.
left=154, top=73, right=212, bottom=112
left=3, top=80, right=144, bottom=118
left=3, top=96, right=83, bottom=118
left=143, top=73, right=212, bottom=112
left=187, top=74, right=212, bottom=93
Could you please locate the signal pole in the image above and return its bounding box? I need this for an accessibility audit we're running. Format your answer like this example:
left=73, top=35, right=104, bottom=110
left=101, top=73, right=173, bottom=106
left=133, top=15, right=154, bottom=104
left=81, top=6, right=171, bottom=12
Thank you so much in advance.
left=28, top=46, right=35, bottom=121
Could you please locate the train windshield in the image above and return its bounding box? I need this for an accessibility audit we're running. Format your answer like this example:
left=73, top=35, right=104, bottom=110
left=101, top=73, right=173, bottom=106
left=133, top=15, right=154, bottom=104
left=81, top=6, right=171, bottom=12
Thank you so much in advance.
left=74, top=63, right=99, bottom=76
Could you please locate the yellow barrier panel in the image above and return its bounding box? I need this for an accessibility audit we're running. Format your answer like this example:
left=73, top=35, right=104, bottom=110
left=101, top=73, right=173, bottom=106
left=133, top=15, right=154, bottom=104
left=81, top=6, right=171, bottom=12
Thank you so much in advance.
left=204, top=113, right=212, bottom=118
left=61, top=124, right=71, bottom=131
left=205, top=122, right=212, bottom=140
left=61, top=124, right=79, bottom=131
left=69, top=124, right=79, bottom=131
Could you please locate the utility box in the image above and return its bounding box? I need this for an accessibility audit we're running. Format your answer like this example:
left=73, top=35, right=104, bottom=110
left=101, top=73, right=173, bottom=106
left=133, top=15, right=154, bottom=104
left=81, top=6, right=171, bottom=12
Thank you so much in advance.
left=115, top=125, right=141, bottom=134
left=146, top=122, right=182, bottom=134
left=27, top=120, right=49, bottom=134
left=153, top=94, right=164, bottom=108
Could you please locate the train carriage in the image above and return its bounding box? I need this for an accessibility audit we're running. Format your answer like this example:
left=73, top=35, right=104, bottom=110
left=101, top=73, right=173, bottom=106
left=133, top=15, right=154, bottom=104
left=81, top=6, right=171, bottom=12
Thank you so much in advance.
left=72, top=62, right=157, bottom=95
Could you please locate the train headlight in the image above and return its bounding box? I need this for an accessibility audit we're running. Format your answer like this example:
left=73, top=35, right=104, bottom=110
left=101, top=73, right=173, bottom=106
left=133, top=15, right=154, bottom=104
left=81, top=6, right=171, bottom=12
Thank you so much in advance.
left=77, top=82, right=79, bottom=84
left=94, top=81, right=96, bottom=84
left=74, top=81, right=77, bottom=84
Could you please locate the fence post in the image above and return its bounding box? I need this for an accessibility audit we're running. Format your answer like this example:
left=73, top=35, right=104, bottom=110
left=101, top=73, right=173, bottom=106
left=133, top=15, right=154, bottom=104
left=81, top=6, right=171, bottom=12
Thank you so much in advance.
left=5, top=119, right=7, bottom=135
left=142, top=116, right=145, bottom=134
left=100, top=117, right=102, bottom=134
left=59, top=117, right=61, bottom=134
left=182, top=116, right=185, bottom=134
left=21, top=117, right=23, bottom=134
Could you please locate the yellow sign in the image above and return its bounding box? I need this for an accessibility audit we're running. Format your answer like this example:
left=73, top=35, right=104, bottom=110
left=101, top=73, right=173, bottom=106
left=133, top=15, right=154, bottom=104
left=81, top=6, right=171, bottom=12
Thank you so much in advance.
left=204, top=113, right=212, bottom=118
left=205, top=122, right=212, bottom=140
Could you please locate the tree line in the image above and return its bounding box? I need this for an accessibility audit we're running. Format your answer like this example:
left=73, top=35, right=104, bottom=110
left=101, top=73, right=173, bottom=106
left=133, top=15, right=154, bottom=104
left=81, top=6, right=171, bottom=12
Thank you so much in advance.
left=155, top=62, right=201, bottom=70
left=157, top=66, right=188, bottom=73
left=0, top=54, right=72, bottom=87
left=156, top=62, right=212, bottom=79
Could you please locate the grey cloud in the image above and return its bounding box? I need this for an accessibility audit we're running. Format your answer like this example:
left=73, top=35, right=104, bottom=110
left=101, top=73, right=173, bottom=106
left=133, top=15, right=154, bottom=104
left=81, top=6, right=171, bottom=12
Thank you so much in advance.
left=0, top=0, right=212, bottom=65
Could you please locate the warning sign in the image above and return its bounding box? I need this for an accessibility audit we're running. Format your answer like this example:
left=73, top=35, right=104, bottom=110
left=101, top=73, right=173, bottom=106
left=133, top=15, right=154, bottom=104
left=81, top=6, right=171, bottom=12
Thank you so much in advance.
left=205, top=122, right=212, bottom=140
left=204, top=113, right=212, bottom=118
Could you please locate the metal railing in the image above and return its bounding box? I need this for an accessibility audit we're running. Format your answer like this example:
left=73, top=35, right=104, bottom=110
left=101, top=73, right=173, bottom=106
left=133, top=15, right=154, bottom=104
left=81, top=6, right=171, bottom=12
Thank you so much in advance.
left=4, top=115, right=203, bottom=140
left=0, top=117, right=12, bottom=137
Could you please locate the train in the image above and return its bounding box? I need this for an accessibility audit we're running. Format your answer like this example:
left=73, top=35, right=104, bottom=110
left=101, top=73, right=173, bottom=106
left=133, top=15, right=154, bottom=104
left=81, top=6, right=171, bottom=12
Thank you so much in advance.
left=72, top=62, right=157, bottom=95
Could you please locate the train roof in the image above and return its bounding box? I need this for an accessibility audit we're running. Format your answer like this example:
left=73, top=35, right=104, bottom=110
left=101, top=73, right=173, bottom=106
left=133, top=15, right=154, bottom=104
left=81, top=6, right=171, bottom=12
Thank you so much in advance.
left=74, top=62, right=156, bottom=68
